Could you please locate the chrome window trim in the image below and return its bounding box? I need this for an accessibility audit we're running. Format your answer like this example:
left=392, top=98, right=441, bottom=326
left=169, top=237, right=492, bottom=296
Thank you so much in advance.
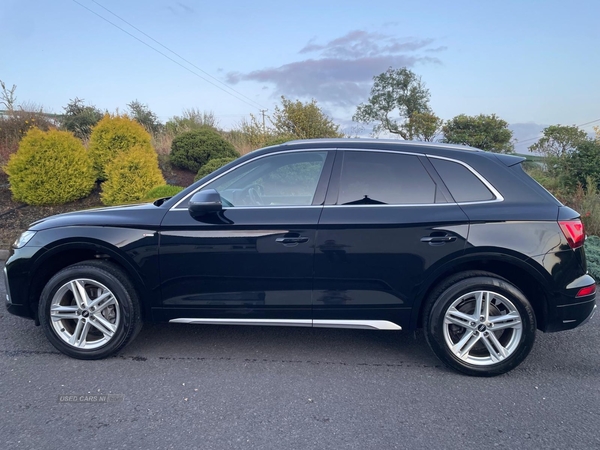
left=170, top=148, right=504, bottom=211
left=171, top=148, right=331, bottom=211
left=333, top=149, right=503, bottom=206
left=425, top=154, right=504, bottom=204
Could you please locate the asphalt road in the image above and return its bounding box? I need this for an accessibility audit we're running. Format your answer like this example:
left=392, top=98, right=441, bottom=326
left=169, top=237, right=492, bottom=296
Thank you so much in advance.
left=1, top=262, right=598, bottom=450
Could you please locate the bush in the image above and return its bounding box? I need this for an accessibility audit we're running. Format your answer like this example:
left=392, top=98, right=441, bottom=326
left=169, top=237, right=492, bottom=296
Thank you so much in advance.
left=555, top=179, right=600, bottom=237
left=59, top=98, right=103, bottom=141
left=101, top=145, right=165, bottom=205
left=585, top=235, right=600, bottom=281
left=170, top=128, right=238, bottom=173
left=194, top=156, right=238, bottom=181
left=5, top=128, right=95, bottom=205
left=88, top=114, right=154, bottom=181
left=144, top=184, right=184, bottom=200
left=0, top=109, right=54, bottom=169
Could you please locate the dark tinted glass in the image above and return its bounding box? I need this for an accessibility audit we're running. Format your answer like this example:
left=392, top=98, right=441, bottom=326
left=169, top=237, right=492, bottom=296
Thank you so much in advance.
left=338, top=151, right=436, bottom=205
left=430, top=158, right=494, bottom=202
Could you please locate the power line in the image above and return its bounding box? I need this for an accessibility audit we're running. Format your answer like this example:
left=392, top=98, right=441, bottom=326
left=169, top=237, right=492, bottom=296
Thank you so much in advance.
left=515, top=118, right=600, bottom=147
left=72, top=0, right=265, bottom=112
left=89, top=0, right=267, bottom=111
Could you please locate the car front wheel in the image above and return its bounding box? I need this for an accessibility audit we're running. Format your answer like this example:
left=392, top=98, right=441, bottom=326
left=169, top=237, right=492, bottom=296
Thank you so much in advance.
left=424, top=271, right=536, bottom=376
left=38, top=260, right=142, bottom=359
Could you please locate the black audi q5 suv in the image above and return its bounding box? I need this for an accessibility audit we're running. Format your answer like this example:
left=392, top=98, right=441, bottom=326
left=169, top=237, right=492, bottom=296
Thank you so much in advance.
left=4, top=139, right=596, bottom=376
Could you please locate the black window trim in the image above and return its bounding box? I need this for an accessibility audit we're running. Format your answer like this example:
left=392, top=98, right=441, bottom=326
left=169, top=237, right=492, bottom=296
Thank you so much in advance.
left=170, top=148, right=335, bottom=211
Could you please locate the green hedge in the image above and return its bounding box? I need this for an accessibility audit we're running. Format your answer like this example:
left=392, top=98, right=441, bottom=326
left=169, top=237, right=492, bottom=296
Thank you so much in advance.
left=170, top=128, right=238, bottom=173
left=194, top=156, right=237, bottom=182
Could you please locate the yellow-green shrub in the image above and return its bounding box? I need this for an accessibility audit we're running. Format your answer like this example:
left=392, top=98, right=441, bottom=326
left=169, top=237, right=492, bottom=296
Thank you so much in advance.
left=89, top=114, right=154, bottom=181
left=5, top=128, right=95, bottom=205
left=144, top=185, right=184, bottom=201
left=101, top=145, right=165, bottom=205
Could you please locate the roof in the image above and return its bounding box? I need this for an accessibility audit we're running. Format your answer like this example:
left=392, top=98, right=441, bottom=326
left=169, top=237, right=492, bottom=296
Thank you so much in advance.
left=278, top=138, right=482, bottom=153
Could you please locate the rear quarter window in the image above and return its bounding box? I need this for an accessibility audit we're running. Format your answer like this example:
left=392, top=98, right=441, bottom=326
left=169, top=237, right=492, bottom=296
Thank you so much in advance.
left=430, top=157, right=495, bottom=203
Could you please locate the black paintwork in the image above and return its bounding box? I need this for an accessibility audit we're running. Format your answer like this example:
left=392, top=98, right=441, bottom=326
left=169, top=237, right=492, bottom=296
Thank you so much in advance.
left=4, top=139, right=596, bottom=333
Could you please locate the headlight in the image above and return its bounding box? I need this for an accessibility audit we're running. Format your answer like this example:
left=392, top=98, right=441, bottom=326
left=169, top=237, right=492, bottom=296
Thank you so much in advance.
left=13, top=230, right=36, bottom=249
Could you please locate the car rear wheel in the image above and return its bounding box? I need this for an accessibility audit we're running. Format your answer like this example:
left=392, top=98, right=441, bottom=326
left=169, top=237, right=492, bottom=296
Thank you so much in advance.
left=39, top=260, right=142, bottom=359
left=424, top=271, right=536, bottom=376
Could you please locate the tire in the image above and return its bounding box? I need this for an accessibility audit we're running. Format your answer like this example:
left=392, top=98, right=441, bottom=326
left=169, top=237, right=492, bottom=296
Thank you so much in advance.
left=424, top=271, right=536, bottom=377
left=38, top=260, right=142, bottom=360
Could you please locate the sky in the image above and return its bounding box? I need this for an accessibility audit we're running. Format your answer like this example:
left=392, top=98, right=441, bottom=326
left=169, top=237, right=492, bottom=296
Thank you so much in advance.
left=1, top=0, right=599, bottom=152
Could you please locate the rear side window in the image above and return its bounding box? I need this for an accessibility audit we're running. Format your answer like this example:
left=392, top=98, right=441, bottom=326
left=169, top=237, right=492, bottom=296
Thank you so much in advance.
left=337, top=151, right=437, bottom=205
left=430, top=158, right=494, bottom=202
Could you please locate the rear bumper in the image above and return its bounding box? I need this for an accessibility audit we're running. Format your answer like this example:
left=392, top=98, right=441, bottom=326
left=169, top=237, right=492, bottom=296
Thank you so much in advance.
left=545, top=293, right=596, bottom=332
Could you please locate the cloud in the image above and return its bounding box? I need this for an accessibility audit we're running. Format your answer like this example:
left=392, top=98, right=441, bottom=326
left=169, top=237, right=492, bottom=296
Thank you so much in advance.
left=227, top=30, right=444, bottom=107
left=426, top=46, right=448, bottom=53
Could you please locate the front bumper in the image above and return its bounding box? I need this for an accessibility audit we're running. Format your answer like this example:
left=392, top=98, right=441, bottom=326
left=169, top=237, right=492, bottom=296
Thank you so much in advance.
left=3, top=246, right=43, bottom=321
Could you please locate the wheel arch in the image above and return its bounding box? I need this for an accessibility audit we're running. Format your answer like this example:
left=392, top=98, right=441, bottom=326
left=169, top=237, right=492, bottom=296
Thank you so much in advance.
left=28, top=240, right=153, bottom=324
left=411, top=253, right=551, bottom=331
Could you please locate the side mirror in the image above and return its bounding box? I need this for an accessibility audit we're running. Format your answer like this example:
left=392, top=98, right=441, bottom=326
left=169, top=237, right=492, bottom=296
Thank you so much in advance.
left=188, top=189, right=223, bottom=219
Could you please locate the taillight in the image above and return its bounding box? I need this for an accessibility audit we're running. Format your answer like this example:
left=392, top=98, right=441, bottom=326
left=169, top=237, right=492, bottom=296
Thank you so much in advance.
left=576, top=284, right=596, bottom=298
left=559, top=219, right=585, bottom=249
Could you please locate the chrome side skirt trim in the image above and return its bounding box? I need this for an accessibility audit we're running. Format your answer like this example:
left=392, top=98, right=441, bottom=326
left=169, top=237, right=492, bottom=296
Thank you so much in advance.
left=169, top=318, right=401, bottom=330
left=313, top=320, right=401, bottom=330
left=169, top=318, right=312, bottom=327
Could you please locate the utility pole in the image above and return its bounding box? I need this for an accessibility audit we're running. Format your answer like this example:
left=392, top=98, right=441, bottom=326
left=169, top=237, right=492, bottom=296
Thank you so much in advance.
left=260, top=109, right=267, bottom=133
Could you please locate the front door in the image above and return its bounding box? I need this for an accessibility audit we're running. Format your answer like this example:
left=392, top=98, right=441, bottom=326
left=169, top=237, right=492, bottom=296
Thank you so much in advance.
left=156, top=149, right=334, bottom=323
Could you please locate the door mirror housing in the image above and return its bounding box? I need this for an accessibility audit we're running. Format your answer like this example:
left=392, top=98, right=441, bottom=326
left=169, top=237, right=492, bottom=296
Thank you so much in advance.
left=188, top=189, right=223, bottom=219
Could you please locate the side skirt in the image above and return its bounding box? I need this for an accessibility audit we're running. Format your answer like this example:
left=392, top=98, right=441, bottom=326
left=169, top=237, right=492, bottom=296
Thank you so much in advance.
left=169, top=318, right=401, bottom=330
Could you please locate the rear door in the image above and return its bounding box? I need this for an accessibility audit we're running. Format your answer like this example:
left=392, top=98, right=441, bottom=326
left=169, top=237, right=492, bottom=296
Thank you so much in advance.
left=313, top=149, right=469, bottom=330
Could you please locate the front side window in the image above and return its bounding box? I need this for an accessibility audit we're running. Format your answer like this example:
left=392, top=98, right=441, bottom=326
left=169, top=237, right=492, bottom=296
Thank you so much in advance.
left=202, top=151, right=327, bottom=206
left=337, top=151, right=437, bottom=205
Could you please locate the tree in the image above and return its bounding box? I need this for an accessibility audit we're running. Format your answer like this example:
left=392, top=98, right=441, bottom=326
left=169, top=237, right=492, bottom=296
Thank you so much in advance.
left=405, top=112, right=444, bottom=142
left=528, top=125, right=588, bottom=158
left=442, top=114, right=513, bottom=153
left=271, top=96, right=343, bottom=139
left=127, top=100, right=162, bottom=135
left=353, top=67, right=431, bottom=139
left=568, top=139, right=600, bottom=189
left=235, top=113, right=275, bottom=149
left=165, top=108, right=218, bottom=135
left=0, top=79, right=17, bottom=111
left=60, top=98, right=104, bottom=140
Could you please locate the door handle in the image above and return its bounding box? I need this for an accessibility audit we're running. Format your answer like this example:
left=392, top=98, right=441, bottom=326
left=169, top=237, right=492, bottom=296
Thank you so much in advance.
left=276, top=236, right=309, bottom=245
left=420, top=235, right=456, bottom=244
